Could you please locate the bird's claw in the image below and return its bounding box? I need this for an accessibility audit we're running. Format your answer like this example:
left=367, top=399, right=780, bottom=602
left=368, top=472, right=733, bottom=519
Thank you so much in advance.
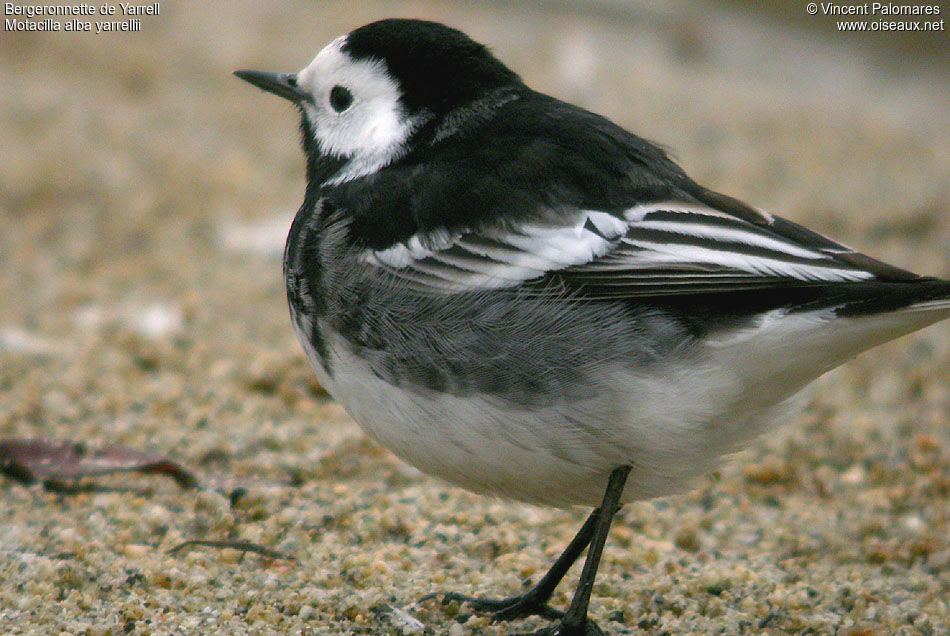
left=424, top=590, right=563, bottom=622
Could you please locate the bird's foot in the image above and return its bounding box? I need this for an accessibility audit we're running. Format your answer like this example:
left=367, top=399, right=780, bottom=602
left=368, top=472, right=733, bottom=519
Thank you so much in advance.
left=422, top=589, right=563, bottom=622
left=514, top=616, right=607, bottom=636
left=422, top=591, right=610, bottom=634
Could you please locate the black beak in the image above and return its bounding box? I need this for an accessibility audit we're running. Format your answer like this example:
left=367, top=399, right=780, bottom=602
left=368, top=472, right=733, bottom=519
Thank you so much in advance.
left=234, top=69, right=308, bottom=103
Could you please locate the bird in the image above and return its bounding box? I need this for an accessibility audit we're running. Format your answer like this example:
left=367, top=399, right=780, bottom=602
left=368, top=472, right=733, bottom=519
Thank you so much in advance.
left=235, top=18, right=950, bottom=636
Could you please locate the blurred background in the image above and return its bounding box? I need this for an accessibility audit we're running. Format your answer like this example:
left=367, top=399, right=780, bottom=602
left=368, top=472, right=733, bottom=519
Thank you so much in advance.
left=1, top=1, right=948, bottom=633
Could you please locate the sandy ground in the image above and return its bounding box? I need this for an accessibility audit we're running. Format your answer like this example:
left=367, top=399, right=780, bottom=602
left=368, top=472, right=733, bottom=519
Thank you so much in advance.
left=1, top=1, right=949, bottom=634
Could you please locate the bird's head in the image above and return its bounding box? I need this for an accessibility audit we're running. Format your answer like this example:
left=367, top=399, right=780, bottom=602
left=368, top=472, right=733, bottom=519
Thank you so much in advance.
left=235, top=19, right=521, bottom=187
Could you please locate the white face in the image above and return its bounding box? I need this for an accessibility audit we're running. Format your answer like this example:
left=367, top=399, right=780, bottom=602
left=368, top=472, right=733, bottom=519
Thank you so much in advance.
left=295, top=36, right=424, bottom=185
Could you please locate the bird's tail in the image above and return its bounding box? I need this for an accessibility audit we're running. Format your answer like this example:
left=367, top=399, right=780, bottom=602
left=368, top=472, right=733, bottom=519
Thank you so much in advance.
left=820, top=277, right=950, bottom=362
left=831, top=277, right=950, bottom=318
left=710, top=277, right=950, bottom=408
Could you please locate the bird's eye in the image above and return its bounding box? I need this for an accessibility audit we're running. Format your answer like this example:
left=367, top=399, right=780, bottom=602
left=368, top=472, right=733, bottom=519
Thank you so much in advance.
left=329, top=85, right=353, bottom=113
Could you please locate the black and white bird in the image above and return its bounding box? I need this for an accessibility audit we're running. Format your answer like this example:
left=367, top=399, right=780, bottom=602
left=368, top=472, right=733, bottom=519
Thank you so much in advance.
left=236, top=19, right=950, bottom=636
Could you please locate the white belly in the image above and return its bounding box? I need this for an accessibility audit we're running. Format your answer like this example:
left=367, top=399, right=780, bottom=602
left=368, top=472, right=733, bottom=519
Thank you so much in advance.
left=291, top=310, right=802, bottom=507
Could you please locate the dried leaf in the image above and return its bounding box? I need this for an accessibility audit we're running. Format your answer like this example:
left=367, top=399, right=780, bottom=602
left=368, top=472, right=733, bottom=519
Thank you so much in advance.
left=0, top=438, right=198, bottom=489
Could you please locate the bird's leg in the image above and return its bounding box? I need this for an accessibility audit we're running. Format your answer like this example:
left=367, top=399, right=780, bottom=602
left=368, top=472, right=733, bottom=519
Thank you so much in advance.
left=426, top=507, right=600, bottom=622
left=536, top=465, right=631, bottom=636
left=428, top=465, right=632, bottom=635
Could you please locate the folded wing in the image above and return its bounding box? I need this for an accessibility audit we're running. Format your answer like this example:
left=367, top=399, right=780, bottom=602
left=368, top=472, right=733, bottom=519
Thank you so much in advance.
left=361, top=198, right=918, bottom=298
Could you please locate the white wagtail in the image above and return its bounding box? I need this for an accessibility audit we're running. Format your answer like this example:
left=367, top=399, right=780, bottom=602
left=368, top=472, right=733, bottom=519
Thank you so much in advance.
left=236, top=18, right=950, bottom=636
